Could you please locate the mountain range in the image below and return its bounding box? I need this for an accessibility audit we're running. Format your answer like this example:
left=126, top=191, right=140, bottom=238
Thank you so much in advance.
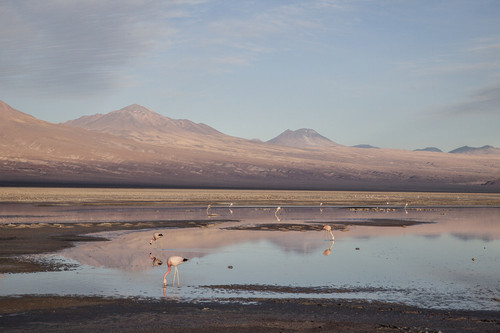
left=1, top=100, right=499, bottom=191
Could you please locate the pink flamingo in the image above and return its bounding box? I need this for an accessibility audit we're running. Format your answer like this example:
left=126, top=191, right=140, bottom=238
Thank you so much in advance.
left=163, top=256, right=189, bottom=287
left=323, top=225, right=334, bottom=240
left=150, top=232, right=163, bottom=245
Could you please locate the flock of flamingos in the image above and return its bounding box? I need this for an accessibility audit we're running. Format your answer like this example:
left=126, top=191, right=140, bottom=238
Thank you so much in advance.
left=149, top=205, right=336, bottom=288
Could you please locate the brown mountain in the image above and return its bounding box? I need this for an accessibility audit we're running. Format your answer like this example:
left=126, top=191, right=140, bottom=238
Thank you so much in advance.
left=267, top=129, right=339, bottom=148
left=2, top=100, right=500, bottom=191
left=64, top=104, right=224, bottom=144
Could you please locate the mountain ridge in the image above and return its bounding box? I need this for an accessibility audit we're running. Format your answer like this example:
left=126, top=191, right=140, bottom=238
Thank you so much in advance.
left=64, top=104, right=224, bottom=144
left=2, top=100, right=500, bottom=191
left=449, top=145, right=500, bottom=155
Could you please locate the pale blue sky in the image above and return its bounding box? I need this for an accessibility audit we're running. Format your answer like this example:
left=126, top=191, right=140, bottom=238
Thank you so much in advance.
left=1, top=0, right=499, bottom=151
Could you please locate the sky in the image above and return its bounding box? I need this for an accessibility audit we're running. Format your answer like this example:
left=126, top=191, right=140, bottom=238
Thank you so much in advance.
left=1, top=0, right=499, bottom=152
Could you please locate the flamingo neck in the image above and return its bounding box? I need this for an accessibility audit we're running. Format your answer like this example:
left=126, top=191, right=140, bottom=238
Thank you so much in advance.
left=163, top=265, right=172, bottom=284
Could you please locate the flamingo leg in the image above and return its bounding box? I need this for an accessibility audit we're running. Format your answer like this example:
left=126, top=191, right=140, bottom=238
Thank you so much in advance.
left=173, top=266, right=179, bottom=287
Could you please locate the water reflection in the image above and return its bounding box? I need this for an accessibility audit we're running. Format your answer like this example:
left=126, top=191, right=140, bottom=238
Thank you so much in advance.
left=149, top=253, right=163, bottom=266
left=1, top=205, right=499, bottom=310
left=323, top=240, right=335, bottom=256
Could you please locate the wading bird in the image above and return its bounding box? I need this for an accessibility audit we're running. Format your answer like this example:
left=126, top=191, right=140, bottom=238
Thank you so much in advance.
left=275, top=206, right=282, bottom=221
left=150, top=232, right=163, bottom=245
left=207, top=204, right=218, bottom=217
left=163, top=256, right=189, bottom=287
left=323, top=225, right=334, bottom=240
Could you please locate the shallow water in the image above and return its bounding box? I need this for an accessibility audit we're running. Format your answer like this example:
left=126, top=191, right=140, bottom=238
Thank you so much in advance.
left=1, top=204, right=499, bottom=310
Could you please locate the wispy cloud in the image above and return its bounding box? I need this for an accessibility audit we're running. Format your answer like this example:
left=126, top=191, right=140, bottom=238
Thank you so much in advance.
left=431, top=80, right=500, bottom=117
left=1, top=0, right=349, bottom=95
left=397, top=36, right=500, bottom=76
left=0, top=0, right=206, bottom=96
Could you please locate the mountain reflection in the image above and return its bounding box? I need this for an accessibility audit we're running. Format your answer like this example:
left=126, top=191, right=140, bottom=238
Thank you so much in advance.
left=58, top=207, right=500, bottom=272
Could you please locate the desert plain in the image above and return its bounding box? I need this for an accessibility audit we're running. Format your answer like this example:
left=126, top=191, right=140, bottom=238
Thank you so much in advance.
left=1, top=187, right=500, bottom=332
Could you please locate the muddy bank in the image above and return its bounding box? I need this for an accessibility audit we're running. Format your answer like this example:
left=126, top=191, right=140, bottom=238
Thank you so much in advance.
left=225, top=219, right=431, bottom=231
left=1, top=295, right=499, bottom=332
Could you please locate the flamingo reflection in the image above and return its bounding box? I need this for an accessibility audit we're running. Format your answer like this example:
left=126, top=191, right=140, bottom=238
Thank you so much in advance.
left=163, top=286, right=179, bottom=299
left=149, top=253, right=163, bottom=266
left=163, top=256, right=189, bottom=287
left=150, top=232, right=163, bottom=245
left=323, top=240, right=335, bottom=256
left=323, top=225, right=334, bottom=240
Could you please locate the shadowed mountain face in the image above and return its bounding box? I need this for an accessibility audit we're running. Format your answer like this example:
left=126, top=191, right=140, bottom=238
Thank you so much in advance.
left=449, top=145, right=500, bottom=155
left=1, top=100, right=500, bottom=191
left=353, top=144, right=380, bottom=149
left=267, top=129, right=339, bottom=148
left=414, top=147, right=443, bottom=153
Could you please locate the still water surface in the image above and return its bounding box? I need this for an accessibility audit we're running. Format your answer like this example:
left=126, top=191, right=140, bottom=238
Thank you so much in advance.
left=1, top=205, right=499, bottom=310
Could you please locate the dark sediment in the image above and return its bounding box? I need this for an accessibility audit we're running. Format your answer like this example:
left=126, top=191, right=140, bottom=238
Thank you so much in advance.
left=1, top=296, right=499, bottom=332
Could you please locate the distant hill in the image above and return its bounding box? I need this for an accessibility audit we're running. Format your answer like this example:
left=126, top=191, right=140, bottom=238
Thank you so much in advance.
left=352, top=144, right=379, bottom=149
left=267, top=128, right=339, bottom=148
left=414, top=147, right=443, bottom=152
left=449, top=145, right=500, bottom=155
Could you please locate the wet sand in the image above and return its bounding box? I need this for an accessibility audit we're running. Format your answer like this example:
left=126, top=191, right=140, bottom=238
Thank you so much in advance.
left=1, top=189, right=500, bottom=332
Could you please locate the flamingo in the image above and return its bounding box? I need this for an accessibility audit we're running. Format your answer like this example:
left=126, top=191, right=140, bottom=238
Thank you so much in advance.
left=323, top=225, right=334, bottom=240
left=275, top=206, right=282, bottom=221
left=163, top=256, right=189, bottom=287
left=207, top=204, right=218, bottom=217
left=150, top=232, right=163, bottom=245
